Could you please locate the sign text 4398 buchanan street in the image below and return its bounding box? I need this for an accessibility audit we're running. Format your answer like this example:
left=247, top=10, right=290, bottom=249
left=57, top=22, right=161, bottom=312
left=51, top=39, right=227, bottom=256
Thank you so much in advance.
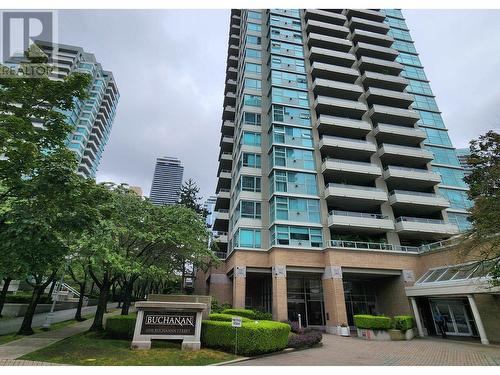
left=140, top=311, right=197, bottom=336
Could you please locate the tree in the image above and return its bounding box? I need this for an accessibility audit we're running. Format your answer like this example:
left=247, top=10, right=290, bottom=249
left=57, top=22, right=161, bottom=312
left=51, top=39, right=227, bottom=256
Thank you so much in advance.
left=179, top=178, right=208, bottom=217
left=463, top=130, right=500, bottom=285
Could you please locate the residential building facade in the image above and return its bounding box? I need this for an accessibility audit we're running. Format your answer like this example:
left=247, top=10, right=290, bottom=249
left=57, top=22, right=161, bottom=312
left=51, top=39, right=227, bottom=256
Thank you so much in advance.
left=456, top=148, right=473, bottom=177
left=149, top=156, right=184, bottom=206
left=195, top=9, right=498, bottom=345
left=32, top=41, right=119, bottom=178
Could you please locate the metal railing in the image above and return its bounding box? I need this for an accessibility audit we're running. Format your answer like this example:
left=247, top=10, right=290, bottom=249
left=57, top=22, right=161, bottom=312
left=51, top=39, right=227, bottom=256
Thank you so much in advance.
left=329, top=240, right=419, bottom=253
left=323, top=157, right=378, bottom=167
left=330, top=210, right=388, bottom=220
left=396, top=216, right=447, bottom=225
left=214, top=252, right=227, bottom=260
left=390, top=189, right=441, bottom=198
left=326, top=183, right=383, bottom=192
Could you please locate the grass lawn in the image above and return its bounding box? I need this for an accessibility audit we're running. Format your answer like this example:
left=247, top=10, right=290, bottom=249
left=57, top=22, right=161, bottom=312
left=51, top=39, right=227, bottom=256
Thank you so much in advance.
left=21, top=332, right=239, bottom=365
left=0, top=313, right=94, bottom=346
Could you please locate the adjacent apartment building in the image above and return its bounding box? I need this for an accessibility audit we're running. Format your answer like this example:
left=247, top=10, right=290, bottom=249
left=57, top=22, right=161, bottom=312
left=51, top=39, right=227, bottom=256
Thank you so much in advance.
left=456, top=148, right=473, bottom=177
left=149, top=156, right=184, bottom=206
left=30, top=41, right=120, bottom=178
left=195, top=9, right=499, bottom=345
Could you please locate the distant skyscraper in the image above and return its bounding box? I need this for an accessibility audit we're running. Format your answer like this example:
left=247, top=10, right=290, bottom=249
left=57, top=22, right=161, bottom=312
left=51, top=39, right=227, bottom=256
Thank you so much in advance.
left=456, top=148, right=473, bottom=177
left=149, top=156, right=184, bottom=206
left=26, top=41, right=120, bottom=178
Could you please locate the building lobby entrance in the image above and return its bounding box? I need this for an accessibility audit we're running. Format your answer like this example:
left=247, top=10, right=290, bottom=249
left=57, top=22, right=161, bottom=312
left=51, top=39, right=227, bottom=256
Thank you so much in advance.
left=429, top=298, right=476, bottom=336
left=287, top=273, right=325, bottom=327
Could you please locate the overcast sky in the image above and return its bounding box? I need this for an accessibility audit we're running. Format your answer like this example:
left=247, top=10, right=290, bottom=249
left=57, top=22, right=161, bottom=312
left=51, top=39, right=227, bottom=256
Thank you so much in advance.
left=57, top=9, right=500, bottom=201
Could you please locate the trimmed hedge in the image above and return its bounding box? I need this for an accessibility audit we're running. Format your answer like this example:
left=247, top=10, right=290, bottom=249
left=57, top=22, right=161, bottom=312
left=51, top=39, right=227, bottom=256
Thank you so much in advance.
left=220, top=308, right=257, bottom=320
left=105, top=313, right=137, bottom=339
left=208, top=313, right=251, bottom=322
left=353, top=315, right=392, bottom=330
left=393, top=315, right=414, bottom=332
left=6, top=292, right=51, bottom=304
left=287, top=329, right=322, bottom=349
left=201, top=320, right=290, bottom=356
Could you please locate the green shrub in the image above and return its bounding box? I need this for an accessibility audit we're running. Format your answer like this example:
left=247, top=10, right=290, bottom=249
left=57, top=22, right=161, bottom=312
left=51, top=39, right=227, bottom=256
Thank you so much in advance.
left=105, top=313, right=137, bottom=339
left=211, top=296, right=232, bottom=313
left=393, top=315, right=414, bottom=332
left=221, top=308, right=257, bottom=320
left=253, top=310, right=273, bottom=321
left=201, top=320, right=290, bottom=356
left=353, top=315, right=392, bottom=330
left=6, top=292, right=51, bottom=304
left=208, top=313, right=251, bottom=322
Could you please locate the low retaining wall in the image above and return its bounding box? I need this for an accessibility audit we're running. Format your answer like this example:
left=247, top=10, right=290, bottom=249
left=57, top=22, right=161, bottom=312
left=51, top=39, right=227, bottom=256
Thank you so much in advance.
left=2, top=300, right=95, bottom=317
left=357, top=328, right=415, bottom=341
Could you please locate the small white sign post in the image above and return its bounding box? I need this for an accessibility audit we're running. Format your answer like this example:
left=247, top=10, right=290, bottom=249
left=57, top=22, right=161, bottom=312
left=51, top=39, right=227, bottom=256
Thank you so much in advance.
left=232, top=317, right=242, bottom=355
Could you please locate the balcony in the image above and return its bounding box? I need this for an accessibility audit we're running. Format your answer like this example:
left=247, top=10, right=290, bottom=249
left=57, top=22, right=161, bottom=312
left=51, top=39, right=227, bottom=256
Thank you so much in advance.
left=383, top=166, right=441, bottom=190
left=320, top=135, right=377, bottom=161
left=312, top=79, right=363, bottom=100
left=230, top=23, right=240, bottom=35
left=215, top=171, right=231, bottom=193
left=221, top=120, right=235, bottom=136
left=377, top=143, right=434, bottom=168
left=328, top=210, right=395, bottom=233
left=351, top=29, right=394, bottom=47
left=270, top=9, right=300, bottom=19
left=226, top=66, right=237, bottom=80
left=368, top=104, right=420, bottom=126
left=373, top=123, right=426, bottom=147
left=227, top=55, right=238, bottom=68
left=307, top=33, right=353, bottom=53
left=225, top=79, right=237, bottom=93
left=365, top=87, right=414, bottom=108
left=329, top=240, right=419, bottom=253
left=325, top=183, right=388, bottom=211
left=354, top=42, right=399, bottom=61
left=305, top=19, right=350, bottom=39
left=304, top=9, right=347, bottom=26
left=228, top=44, right=238, bottom=57
left=358, top=56, right=404, bottom=76
left=213, top=231, right=228, bottom=245
left=314, top=96, right=367, bottom=119
left=345, top=9, right=386, bottom=22
left=311, top=62, right=359, bottom=84
left=222, top=105, right=235, bottom=121
left=229, top=34, right=239, bottom=45
left=389, top=190, right=450, bottom=215
left=218, top=152, right=233, bottom=171
left=215, top=190, right=230, bottom=211
left=316, top=115, right=372, bottom=138
left=395, top=216, right=459, bottom=239
left=361, top=71, right=409, bottom=91
left=223, top=91, right=236, bottom=107
left=308, top=47, right=356, bottom=68
left=322, top=158, right=382, bottom=184
left=219, top=136, right=234, bottom=153
left=348, top=17, right=390, bottom=35
left=213, top=209, right=229, bottom=232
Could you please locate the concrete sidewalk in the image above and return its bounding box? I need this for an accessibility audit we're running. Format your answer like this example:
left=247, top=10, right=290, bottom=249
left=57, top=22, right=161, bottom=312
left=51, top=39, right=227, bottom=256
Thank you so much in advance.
left=0, top=304, right=120, bottom=361
left=0, top=302, right=118, bottom=335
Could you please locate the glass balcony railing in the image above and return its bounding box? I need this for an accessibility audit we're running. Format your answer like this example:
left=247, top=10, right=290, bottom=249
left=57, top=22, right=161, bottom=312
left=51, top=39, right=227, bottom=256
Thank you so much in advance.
left=396, top=216, right=447, bottom=225
left=329, top=210, right=388, bottom=220
left=326, top=183, right=383, bottom=192
left=389, top=190, right=441, bottom=198
left=330, top=240, right=419, bottom=253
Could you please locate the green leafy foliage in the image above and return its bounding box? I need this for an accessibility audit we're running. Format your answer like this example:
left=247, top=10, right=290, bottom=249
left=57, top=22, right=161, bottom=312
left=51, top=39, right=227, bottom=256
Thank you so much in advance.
left=287, top=329, right=322, bottom=349
left=393, top=315, right=414, bottom=332
left=105, top=313, right=137, bottom=339
left=353, top=315, right=392, bottom=330
left=220, top=308, right=257, bottom=320
left=201, top=320, right=290, bottom=356
left=208, top=313, right=251, bottom=322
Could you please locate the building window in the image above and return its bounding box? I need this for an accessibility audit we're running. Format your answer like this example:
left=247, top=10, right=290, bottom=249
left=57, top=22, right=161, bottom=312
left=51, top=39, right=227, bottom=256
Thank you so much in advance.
left=440, top=188, right=473, bottom=211
left=241, top=131, right=261, bottom=146
left=272, top=105, right=311, bottom=126
left=427, top=146, right=461, bottom=166
left=388, top=28, right=412, bottom=42
left=383, top=9, right=404, bottom=19
left=237, top=152, right=261, bottom=170
left=270, top=196, right=321, bottom=224
left=269, top=15, right=302, bottom=31
left=243, top=112, right=261, bottom=126
left=270, top=146, right=315, bottom=171
left=396, top=52, right=422, bottom=67
left=234, top=228, right=261, bottom=248
left=270, top=170, right=318, bottom=195
left=243, top=94, right=262, bottom=107
left=270, top=55, right=306, bottom=73
left=271, top=70, right=307, bottom=89
left=247, top=22, right=261, bottom=32
left=247, top=11, right=261, bottom=20
left=246, top=35, right=262, bottom=45
left=422, top=128, right=452, bottom=147
left=271, top=87, right=309, bottom=107
left=270, top=41, right=304, bottom=58
left=270, top=225, right=323, bottom=248
left=412, top=94, right=439, bottom=112
left=407, top=79, right=433, bottom=96
left=391, top=40, right=417, bottom=54
left=270, top=27, right=302, bottom=44
left=432, top=166, right=468, bottom=188
left=402, top=65, right=427, bottom=81
left=245, top=62, right=262, bottom=74
left=447, top=212, right=471, bottom=232
left=235, top=200, right=261, bottom=220
left=416, top=110, right=445, bottom=129
left=271, top=125, right=313, bottom=148
left=244, top=78, right=262, bottom=90
left=236, top=175, right=262, bottom=194
left=384, top=17, right=408, bottom=30
left=245, top=49, right=261, bottom=59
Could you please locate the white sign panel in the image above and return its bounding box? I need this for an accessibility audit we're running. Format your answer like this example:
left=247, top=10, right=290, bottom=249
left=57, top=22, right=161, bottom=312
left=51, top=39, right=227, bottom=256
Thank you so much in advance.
left=231, top=316, right=242, bottom=328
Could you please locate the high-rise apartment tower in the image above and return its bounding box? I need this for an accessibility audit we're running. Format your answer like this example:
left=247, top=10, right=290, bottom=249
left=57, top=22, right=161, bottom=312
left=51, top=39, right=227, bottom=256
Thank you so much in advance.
left=149, top=156, right=184, bottom=206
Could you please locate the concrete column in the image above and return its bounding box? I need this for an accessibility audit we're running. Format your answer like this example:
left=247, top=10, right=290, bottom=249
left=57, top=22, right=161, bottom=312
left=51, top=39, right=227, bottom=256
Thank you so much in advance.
left=467, top=294, right=489, bottom=345
left=410, top=297, right=424, bottom=337
left=232, top=266, right=246, bottom=309
left=322, top=266, right=348, bottom=333
left=272, top=265, right=288, bottom=321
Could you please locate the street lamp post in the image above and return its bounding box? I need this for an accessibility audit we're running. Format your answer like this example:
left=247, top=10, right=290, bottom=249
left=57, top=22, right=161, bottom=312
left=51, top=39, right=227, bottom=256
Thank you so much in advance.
left=42, top=260, right=69, bottom=329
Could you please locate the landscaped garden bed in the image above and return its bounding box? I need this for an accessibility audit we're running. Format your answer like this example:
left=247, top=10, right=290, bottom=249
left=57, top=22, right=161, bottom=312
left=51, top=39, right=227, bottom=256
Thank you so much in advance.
left=354, top=314, right=415, bottom=341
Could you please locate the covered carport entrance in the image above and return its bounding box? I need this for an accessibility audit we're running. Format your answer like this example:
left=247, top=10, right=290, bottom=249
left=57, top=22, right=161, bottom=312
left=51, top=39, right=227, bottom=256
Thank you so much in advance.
left=342, top=267, right=410, bottom=327
left=406, top=259, right=500, bottom=345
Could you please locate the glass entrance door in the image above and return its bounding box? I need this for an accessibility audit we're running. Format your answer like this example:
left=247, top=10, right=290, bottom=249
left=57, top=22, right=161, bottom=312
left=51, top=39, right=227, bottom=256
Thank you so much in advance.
left=430, top=299, right=473, bottom=336
left=287, top=275, right=325, bottom=327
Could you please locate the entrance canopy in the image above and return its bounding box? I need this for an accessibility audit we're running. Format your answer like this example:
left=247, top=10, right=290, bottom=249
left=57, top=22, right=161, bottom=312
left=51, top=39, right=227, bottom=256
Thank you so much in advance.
left=406, top=259, right=500, bottom=297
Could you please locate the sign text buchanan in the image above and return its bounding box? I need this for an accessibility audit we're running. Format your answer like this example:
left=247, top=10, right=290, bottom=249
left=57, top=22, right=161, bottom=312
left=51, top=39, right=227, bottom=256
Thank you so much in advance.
left=140, top=311, right=196, bottom=336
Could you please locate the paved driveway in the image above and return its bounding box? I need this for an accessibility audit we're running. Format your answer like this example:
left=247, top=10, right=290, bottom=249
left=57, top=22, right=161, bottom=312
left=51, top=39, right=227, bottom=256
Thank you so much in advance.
left=229, top=334, right=500, bottom=366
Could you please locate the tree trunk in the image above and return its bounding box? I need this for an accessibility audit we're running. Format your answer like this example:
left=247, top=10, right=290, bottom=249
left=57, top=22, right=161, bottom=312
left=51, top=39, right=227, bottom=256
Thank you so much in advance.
left=74, top=280, right=86, bottom=321
left=0, top=277, right=12, bottom=317
left=120, top=281, right=134, bottom=316
left=47, top=280, right=57, bottom=300
left=17, top=285, right=44, bottom=335
left=180, top=262, right=186, bottom=294
left=88, top=277, right=111, bottom=332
